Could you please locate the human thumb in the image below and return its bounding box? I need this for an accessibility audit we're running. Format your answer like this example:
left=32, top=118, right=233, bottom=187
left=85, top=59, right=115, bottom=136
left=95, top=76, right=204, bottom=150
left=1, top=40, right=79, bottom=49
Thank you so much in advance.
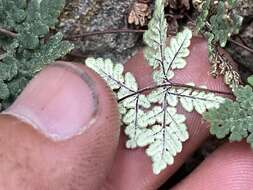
left=0, top=62, right=120, bottom=189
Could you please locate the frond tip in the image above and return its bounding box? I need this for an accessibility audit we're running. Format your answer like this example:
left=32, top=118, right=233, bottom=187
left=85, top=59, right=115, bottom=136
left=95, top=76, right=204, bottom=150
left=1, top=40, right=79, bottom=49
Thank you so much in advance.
left=143, top=0, right=167, bottom=68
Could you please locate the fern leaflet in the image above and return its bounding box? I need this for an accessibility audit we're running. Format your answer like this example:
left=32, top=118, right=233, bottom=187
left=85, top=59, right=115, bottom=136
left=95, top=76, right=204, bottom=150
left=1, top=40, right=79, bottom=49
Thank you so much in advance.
left=204, top=85, right=253, bottom=149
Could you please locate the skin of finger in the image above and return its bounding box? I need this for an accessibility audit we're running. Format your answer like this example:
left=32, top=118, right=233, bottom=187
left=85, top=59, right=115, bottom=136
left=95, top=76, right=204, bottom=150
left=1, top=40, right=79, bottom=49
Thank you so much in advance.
left=173, top=142, right=253, bottom=190
left=0, top=64, right=120, bottom=190
left=103, top=38, right=230, bottom=190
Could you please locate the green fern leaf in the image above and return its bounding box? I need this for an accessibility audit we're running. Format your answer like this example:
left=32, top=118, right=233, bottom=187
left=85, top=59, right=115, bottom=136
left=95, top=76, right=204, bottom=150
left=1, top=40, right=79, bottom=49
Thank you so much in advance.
left=40, top=0, right=65, bottom=28
left=0, top=0, right=73, bottom=109
left=196, top=0, right=243, bottom=49
left=27, top=32, right=74, bottom=74
left=196, top=0, right=211, bottom=32
left=209, top=1, right=243, bottom=47
left=204, top=85, right=253, bottom=148
left=0, top=80, right=9, bottom=100
left=0, top=56, right=18, bottom=81
left=8, top=77, right=28, bottom=98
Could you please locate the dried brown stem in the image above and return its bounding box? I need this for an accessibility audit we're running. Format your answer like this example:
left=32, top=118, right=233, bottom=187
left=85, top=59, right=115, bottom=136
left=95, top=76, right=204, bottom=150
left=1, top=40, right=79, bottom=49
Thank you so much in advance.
left=65, top=28, right=253, bottom=55
left=65, top=29, right=177, bottom=40
left=0, top=27, right=17, bottom=38
left=229, top=38, right=253, bottom=54
left=1, top=23, right=252, bottom=56
left=64, top=29, right=146, bottom=40
left=2, top=25, right=251, bottom=55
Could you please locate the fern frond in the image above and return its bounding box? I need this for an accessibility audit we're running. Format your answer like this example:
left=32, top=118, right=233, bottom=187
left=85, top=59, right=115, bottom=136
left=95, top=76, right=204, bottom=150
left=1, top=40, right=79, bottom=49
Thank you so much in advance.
left=86, top=57, right=125, bottom=90
left=0, top=0, right=73, bottom=109
left=149, top=84, right=225, bottom=114
left=196, top=0, right=243, bottom=49
left=27, top=32, right=74, bottom=74
left=143, top=0, right=167, bottom=68
left=137, top=104, right=188, bottom=174
left=141, top=0, right=224, bottom=172
left=210, top=1, right=243, bottom=47
left=0, top=56, right=18, bottom=81
left=163, top=28, right=192, bottom=79
left=123, top=106, right=149, bottom=148
left=147, top=28, right=192, bottom=83
left=204, top=85, right=253, bottom=148
left=196, top=0, right=211, bottom=32
left=0, top=79, right=9, bottom=100
left=86, top=57, right=151, bottom=148
left=171, top=84, right=225, bottom=114
left=86, top=0, right=226, bottom=175
left=40, top=0, right=66, bottom=28
left=86, top=55, right=225, bottom=174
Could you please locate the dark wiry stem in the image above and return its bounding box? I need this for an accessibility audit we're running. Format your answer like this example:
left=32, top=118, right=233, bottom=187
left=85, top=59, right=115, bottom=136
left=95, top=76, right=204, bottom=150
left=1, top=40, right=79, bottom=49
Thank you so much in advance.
left=229, top=39, right=253, bottom=54
left=3, top=25, right=251, bottom=55
left=65, top=29, right=177, bottom=40
left=0, top=27, right=17, bottom=38
left=64, top=29, right=146, bottom=40
left=118, top=82, right=233, bottom=102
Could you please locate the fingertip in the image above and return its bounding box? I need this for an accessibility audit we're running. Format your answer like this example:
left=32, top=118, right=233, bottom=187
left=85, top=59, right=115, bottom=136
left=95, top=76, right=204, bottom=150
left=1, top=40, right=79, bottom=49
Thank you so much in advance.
left=124, top=51, right=154, bottom=88
left=0, top=62, right=121, bottom=189
left=173, top=142, right=253, bottom=190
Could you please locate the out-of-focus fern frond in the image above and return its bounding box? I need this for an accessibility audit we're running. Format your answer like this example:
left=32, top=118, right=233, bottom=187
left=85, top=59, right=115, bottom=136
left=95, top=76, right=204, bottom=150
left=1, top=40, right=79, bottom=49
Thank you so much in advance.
left=204, top=85, right=253, bottom=149
left=0, top=0, right=73, bottom=109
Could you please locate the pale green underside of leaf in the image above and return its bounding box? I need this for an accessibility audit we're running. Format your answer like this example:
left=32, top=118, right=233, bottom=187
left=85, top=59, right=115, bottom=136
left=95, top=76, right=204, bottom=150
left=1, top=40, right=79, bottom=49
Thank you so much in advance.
left=143, top=0, right=167, bottom=68
left=136, top=106, right=188, bottom=174
left=147, top=27, right=192, bottom=83
left=86, top=56, right=225, bottom=174
left=148, top=84, right=225, bottom=114
left=86, top=57, right=125, bottom=90
left=143, top=0, right=192, bottom=82
left=85, top=0, right=225, bottom=175
left=85, top=57, right=151, bottom=109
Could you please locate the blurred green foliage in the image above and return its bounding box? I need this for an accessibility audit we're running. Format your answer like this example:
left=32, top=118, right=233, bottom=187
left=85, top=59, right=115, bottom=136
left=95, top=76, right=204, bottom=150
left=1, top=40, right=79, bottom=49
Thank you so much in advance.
left=196, top=0, right=243, bottom=54
left=204, top=85, right=253, bottom=149
left=0, top=0, right=74, bottom=109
